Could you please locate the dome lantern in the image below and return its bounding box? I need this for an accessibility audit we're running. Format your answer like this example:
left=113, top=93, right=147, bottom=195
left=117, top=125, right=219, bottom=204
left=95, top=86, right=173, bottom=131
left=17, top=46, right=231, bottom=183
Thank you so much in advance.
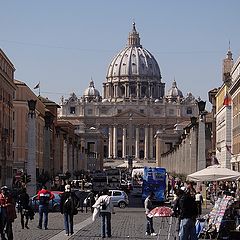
left=128, top=22, right=141, bottom=47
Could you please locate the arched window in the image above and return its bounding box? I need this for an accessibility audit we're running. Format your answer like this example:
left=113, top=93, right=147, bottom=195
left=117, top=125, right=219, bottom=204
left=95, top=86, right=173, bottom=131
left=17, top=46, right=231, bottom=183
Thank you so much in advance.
left=186, top=107, right=192, bottom=114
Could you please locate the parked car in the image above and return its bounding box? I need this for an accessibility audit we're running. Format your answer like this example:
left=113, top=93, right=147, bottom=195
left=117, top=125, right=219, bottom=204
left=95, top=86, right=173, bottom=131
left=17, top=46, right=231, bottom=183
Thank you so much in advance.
left=120, top=180, right=132, bottom=193
left=30, top=191, right=63, bottom=212
left=109, top=190, right=129, bottom=208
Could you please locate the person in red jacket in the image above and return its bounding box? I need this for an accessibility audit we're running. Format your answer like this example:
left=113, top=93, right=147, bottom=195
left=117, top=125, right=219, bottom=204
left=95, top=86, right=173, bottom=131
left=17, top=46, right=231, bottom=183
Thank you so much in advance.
left=36, top=186, right=54, bottom=230
left=0, top=186, right=17, bottom=240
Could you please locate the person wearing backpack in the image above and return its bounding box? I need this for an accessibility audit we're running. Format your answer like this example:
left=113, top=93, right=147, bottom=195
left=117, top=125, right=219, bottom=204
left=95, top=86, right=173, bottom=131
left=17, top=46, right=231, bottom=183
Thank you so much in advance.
left=36, top=186, right=54, bottom=230
left=17, top=187, right=31, bottom=229
left=60, top=184, right=78, bottom=236
left=92, top=189, right=115, bottom=238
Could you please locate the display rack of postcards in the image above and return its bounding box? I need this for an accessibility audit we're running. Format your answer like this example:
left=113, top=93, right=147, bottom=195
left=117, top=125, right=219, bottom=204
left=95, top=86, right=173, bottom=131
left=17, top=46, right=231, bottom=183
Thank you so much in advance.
left=208, top=195, right=233, bottom=232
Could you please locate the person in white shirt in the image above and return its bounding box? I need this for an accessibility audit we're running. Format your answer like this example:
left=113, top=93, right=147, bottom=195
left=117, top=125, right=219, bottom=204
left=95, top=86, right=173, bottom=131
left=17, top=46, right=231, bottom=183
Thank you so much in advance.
left=144, top=192, right=157, bottom=236
left=195, top=191, right=203, bottom=217
left=92, top=189, right=115, bottom=238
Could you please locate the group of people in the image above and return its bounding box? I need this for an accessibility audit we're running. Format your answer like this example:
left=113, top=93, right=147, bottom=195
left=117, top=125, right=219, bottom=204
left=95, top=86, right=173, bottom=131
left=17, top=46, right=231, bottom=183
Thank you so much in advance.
left=172, top=182, right=199, bottom=240
left=144, top=181, right=202, bottom=239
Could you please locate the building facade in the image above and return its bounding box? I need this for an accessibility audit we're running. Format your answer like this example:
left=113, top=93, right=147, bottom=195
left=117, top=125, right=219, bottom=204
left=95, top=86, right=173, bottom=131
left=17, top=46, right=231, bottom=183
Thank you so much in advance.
left=58, top=23, right=198, bottom=168
left=214, top=48, right=233, bottom=168
left=0, top=49, right=16, bottom=186
left=229, top=55, right=240, bottom=171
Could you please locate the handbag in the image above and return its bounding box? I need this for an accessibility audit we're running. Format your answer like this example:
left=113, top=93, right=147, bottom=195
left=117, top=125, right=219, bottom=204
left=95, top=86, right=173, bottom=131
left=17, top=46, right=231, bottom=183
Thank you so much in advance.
left=6, top=204, right=17, bottom=222
left=73, top=207, right=78, bottom=215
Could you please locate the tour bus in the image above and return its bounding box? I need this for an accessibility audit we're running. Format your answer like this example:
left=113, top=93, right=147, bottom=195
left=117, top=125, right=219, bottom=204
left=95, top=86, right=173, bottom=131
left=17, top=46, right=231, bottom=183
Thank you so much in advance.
left=142, top=167, right=167, bottom=203
left=92, top=171, right=108, bottom=193
left=131, top=168, right=144, bottom=196
left=105, top=168, right=121, bottom=189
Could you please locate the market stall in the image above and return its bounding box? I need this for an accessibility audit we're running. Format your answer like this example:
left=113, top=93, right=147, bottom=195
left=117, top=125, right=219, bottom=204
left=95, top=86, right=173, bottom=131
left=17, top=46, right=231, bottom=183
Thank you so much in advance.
left=199, top=195, right=239, bottom=239
left=187, top=165, right=240, bottom=182
left=187, top=165, right=240, bottom=239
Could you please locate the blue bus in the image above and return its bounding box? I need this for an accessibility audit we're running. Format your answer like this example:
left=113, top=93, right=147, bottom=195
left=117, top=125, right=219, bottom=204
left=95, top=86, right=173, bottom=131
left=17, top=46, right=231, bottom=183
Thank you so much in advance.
left=142, top=167, right=167, bottom=203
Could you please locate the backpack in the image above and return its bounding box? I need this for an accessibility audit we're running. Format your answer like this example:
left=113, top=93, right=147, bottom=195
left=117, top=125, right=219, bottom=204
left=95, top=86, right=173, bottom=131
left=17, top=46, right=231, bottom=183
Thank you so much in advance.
left=64, top=195, right=74, bottom=211
left=99, top=197, right=108, bottom=212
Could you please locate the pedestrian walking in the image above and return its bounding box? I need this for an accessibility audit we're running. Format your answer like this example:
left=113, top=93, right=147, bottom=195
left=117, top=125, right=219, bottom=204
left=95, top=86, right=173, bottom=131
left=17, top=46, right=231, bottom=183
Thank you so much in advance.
left=36, top=186, right=54, bottom=230
left=178, top=188, right=198, bottom=240
left=60, top=184, right=78, bottom=236
left=195, top=190, right=203, bottom=217
left=144, top=192, right=157, bottom=236
left=0, top=186, right=17, bottom=240
left=86, top=190, right=95, bottom=213
left=92, top=189, right=115, bottom=238
left=17, top=188, right=31, bottom=229
left=173, top=187, right=185, bottom=234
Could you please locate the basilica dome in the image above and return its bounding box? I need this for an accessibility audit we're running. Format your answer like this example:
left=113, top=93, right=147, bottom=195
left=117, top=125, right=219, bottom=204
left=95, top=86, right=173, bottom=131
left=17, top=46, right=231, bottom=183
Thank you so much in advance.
left=103, top=23, right=165, bottom=100
left=166, top=80, right=183, bottom=101
left=83, top=80, right=100, bottom=102
left=107, top=23, right=161, bottom=79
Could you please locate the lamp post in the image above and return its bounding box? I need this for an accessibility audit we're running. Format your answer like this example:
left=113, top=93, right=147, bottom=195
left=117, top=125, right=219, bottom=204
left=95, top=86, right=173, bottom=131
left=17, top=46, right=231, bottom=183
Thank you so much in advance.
left=128, top=113, right=133, bottom=171
left=27, top=99, right=37, bottom=196
left=197, top=99, right=206, bottom=171
left=43, top=111, right=53, bottom=180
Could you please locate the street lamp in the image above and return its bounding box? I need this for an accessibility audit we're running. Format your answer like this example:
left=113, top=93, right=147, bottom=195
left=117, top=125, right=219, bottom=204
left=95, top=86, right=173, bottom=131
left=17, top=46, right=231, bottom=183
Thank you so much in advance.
left=27, top=99, right=37, bottom=118
left=197, top=99, right=206, bottom=171
left=128, top=113, right=133, bottom=170
left=27, top=99, right=37, bottom=196
left=197, top=100, right=206, bottom=121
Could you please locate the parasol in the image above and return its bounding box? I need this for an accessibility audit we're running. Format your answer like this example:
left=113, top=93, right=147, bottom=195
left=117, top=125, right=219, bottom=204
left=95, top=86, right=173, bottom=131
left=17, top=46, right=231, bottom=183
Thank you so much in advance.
left=147, top=206, right=173, bottom=218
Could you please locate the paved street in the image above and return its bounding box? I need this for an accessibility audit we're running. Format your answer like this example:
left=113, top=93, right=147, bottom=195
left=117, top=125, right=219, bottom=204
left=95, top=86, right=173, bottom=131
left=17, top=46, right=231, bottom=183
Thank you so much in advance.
left=11, top=195, right=210, bottom=240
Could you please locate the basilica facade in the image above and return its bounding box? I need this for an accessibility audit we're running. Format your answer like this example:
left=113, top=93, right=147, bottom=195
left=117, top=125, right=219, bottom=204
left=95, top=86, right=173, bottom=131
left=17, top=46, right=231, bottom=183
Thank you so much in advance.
left=58, top=23, right=198, bottom=167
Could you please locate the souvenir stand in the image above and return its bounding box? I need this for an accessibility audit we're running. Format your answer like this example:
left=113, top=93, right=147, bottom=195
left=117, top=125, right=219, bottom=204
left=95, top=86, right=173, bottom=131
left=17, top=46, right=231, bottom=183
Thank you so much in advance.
left=199, top=195, right=238, bottom=239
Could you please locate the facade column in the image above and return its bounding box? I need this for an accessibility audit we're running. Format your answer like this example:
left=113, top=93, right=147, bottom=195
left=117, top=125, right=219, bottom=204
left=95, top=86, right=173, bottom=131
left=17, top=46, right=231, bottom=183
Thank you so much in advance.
left=135, top=126, right=139, bottom=159
left=113, top=125, right=117, bottom=158
left=197, top=117, right=206, bottom=171
left=155, top=130, right=163, bottom=167
left=122, top=127, right=127, bottom=159
left=54, top=131, right=61, bottom=173
left=108, top=126, right=113, bottom=158
left=80, top=138, right=86, bottom=170
left=144, top=125, right=149, bottom=160
left=137, top=82, right=140, bottom=98
left=74, top=143, right=77, bottom=172
left=190, top=127, right=197, bottom=173
left=63, top=137, right=68, bottom=173
left=149, top=126, right=153, bottom=159
left=68, top=140, right=73, bottom=175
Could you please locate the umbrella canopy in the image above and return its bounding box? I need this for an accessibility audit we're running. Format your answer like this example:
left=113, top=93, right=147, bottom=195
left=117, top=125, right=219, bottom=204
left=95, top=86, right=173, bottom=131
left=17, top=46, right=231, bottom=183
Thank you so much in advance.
left=147, top=206, right=173, bottom=218
left=116, top=161, right=144, bottom=168
left=187, top=165, right=240, bottom=182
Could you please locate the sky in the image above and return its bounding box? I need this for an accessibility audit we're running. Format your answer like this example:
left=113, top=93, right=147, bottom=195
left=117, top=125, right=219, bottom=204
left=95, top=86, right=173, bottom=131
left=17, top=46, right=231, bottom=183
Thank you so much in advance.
left=1, top=0, right=240, bottom=110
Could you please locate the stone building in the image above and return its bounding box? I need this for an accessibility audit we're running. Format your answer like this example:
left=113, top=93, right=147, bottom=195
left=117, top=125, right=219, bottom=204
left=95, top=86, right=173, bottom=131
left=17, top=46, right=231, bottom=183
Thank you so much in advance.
left=0, top=49, right=16, bottom=186
left=215, top=48, right=233, bottom=168
left=229, top=53, right=240, bottom=171
left=58, top=23, right=198, bottom=168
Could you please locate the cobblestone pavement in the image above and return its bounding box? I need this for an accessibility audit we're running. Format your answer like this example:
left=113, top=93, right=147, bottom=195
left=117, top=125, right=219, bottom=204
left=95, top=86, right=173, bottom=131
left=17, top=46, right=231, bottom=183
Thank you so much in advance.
left=69, top=208, right=178, bottom=240
left=12, top=209, right=92, bottom=240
